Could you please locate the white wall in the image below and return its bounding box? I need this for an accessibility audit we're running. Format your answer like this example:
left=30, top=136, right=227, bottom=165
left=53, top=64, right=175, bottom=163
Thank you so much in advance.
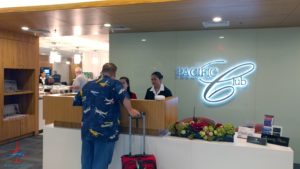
left=110, top=27, right=300, bottom=163
left=82, top=51, right=109, bottom=79
left=53, top=58, right=70, bottom=83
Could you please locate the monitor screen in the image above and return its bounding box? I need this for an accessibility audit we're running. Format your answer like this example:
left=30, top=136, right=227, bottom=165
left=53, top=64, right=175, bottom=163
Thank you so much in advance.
left=40, top=67, right=52, bottom=77
left=44, top=69, right=50, bottom=74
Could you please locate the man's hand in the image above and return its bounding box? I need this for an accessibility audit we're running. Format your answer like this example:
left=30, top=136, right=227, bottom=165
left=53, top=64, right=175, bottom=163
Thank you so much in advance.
left=70, top=86, right=80, bottom=90
left=123, top=98, right=141, bottom=117
left=130, top=108, right=140, bottom=117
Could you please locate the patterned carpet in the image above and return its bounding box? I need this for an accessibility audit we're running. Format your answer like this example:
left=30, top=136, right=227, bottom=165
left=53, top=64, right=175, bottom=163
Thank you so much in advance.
left=0, top=135, right=42, bottom=169
left=0, top=135, right=299, bottom=169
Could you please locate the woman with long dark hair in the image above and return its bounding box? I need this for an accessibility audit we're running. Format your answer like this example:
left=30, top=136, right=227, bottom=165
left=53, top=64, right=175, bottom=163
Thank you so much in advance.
left=119, top=76, right=137, bottom=99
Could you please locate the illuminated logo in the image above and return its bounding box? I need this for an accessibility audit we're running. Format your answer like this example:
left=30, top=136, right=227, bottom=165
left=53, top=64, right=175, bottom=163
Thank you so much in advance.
left=176, top=60, right=256, bottom=105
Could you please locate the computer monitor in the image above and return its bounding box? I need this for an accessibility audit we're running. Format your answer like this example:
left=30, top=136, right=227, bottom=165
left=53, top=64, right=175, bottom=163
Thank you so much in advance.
left=40, top=67, right=52, bottom=78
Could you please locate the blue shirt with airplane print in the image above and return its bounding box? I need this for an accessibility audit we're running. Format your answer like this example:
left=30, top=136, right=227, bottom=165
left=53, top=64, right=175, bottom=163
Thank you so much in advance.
left=73, top=75, right=128, bottom=142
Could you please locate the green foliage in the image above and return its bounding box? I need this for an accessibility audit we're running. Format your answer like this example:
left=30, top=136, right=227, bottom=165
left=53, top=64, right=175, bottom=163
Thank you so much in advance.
left=168, top=120, right=235, bottom=142
left=223, top=123, right=235, bottom=135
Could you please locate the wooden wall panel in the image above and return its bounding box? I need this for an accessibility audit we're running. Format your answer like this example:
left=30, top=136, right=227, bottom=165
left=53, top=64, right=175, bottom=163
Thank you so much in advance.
left=0, top=40, right=3, bottom=141
left=18, top=42, right=35, bottom=68
left=20, top=115, right=35, bottom=135
left=1, top=39, right=39, bottom=68
left=1, top=39, right=17, bottom=68
left=40, top=55, right=53, bottom=69
left=0, top=56, right=3, bottom=126
left=1, top=0, right=300, bottom=36
left=29, top=34, right=39, bottom=134
left=120, top=97, right=178, bottom=133
left=0, top=124, right=4, bottom=141
left=42, top=95, right=178, bottom=135
left=0, top=0, right=177, bottom=13
left=43, top=95, right=82, bottom=124
left=0, top=31, right=37, bottom=43
left=165, top=97, right=178, bottom=128
left=2, top=119, right=21, bottom=140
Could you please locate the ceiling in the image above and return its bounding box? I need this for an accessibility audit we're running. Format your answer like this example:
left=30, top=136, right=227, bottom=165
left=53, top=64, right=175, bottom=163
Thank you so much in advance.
left=0, top=0, right=300, bottom=36
left=39, top=34, right=109, bottom=57
left=0, top=0, right=177, bottom=13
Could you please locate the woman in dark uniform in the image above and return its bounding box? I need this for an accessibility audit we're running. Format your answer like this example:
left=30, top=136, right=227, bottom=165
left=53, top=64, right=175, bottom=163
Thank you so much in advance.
left=39, top=71, right=47, bottom=85
left=144, top=71, right=172, bottom=100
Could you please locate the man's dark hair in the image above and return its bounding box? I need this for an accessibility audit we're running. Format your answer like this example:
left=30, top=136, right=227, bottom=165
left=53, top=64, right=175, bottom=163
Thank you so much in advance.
left=101, top=63, right=117, bottom=73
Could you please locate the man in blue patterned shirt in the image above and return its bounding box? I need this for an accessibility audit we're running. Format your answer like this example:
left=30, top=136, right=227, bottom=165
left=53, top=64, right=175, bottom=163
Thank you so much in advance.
left=73, top=63, right=140, bottom=169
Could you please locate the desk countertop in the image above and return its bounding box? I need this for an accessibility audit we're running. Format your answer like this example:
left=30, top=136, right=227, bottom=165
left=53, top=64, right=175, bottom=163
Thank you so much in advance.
left=43, top=125, right=293, bottom=169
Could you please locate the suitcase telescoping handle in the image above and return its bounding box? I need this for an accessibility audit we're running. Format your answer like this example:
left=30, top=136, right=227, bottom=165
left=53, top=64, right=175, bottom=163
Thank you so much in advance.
left=128, top=112, right=146, bottom=156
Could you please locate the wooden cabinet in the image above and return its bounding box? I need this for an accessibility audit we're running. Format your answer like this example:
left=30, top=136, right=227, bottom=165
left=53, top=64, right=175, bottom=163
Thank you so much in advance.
left=0, top=125, right=3, bottom=141
left=0, top=115, right=35, bottom=141
left=120, top=97, right=178, bottom=135
left=1, top=119, right=21, bottom=141
left=21, top=115, right=35, bottom=135
left=17, top=42, right=38, bottom=68
left=0, top=67, right=3, bottom=126
left=0, top=30, right=39, bottom=143
left=0, top=36, right=38, bottom=69
left=0, top=69, right=37, bottom=142
left=1, top=39, right=17, bottom=68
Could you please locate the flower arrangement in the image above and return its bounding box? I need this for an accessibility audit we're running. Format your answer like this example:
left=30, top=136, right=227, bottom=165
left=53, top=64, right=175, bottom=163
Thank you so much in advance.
left=169, top=120, right=235, bottom=142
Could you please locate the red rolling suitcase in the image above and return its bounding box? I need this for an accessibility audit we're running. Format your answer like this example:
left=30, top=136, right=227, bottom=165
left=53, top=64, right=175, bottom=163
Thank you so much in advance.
left=121, top=112, right=157, bottom=169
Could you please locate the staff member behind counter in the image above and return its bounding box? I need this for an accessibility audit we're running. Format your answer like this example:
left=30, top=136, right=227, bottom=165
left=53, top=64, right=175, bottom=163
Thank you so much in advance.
left=71, top=67, right=88, bottom=93
left=39, top=71, right=55, bottom=85
left=120, top=76, right=137, bottom=99
left=145, top=71, right=173, bottom=100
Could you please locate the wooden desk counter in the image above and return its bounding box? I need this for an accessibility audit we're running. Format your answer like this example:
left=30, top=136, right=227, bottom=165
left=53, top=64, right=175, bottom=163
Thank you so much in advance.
left=120, top=97, right=178, bottom=134
left=43, top=94, right=82, bottom=128
left=43, top=94, right=178, bottom=134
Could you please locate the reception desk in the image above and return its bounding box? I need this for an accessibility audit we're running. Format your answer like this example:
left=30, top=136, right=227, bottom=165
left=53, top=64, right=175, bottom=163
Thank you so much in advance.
left=120, top=97, right=178, bottom=134
left=43, top=93, right=82, bottom=128
left=43, top=125, right=294, bottom=169
left=43, top=95, right=293, bottom=169
left=43, top=94, right=178, bottom=134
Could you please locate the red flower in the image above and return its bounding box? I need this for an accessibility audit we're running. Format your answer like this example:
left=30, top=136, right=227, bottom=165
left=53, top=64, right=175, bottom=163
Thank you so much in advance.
left=215, top=123, right=223, bottom=128
left=190, top=121, right=209, bottom=132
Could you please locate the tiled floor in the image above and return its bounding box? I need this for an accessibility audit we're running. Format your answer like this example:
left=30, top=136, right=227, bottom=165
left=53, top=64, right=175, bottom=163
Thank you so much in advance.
left=0, top=135, right=42, bottom=169
left=0, top=135, right=299, bottom=169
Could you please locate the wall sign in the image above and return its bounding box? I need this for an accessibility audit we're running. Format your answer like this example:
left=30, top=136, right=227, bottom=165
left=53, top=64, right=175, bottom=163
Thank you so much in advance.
left=176, top=60, right=256, bottom=105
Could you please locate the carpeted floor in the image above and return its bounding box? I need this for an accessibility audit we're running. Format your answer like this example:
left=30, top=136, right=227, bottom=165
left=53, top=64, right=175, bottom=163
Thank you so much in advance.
left=0, top=135, right=299, bottom=169
left=0, top=135, right=42, bottom=169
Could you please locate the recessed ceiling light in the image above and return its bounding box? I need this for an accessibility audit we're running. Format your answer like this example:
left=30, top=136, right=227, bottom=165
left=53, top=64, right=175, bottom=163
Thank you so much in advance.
left=92, top=56, right=99, bottom=65
left=202, top=20, right=230, bottom=28
left=21, top=26, right=29, bottom=31
left=212, top=17, right=222, bottom=23
left=74, top=53, right=82, bottom=64
left=141, top=38, right=147, bottom=42
left=104, top=23, right=111, bottom=28
left=73, top=26, right=82, bottom=36
left=219, top=36, right=225, bottom=39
